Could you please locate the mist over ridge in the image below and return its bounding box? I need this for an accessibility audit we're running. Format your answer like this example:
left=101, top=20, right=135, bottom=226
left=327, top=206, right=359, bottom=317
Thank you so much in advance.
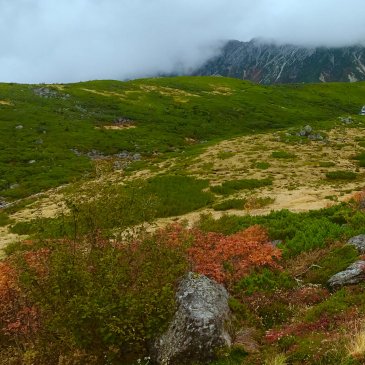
left=1, top=0, right=365, bottom=83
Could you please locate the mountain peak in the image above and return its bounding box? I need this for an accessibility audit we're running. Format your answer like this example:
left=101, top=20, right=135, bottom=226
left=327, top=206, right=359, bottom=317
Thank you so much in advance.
left=194, top=40, right=365, bottom=84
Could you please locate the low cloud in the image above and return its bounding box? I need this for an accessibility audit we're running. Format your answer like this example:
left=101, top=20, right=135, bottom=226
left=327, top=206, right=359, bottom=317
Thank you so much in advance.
left=0, top=0, right=364, bottom=83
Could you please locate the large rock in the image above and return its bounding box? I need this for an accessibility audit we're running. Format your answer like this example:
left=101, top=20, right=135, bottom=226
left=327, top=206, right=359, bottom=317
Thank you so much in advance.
left=328, top=261, right=365, bottom=288
left=153, top=272, right=231, bottom=365
left=348, top=235, right=365, bottom=253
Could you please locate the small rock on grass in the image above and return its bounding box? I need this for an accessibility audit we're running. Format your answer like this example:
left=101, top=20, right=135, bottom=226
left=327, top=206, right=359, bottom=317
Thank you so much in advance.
left=328, top=261, right=365, bottom=288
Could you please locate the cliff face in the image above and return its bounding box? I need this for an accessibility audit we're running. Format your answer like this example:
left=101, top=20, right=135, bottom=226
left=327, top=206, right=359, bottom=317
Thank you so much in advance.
left=194, top=39, right=365, bottom=84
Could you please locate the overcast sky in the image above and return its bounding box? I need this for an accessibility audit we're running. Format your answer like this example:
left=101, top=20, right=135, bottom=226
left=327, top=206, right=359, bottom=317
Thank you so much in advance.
left=1, top=0, right=365, bottom=83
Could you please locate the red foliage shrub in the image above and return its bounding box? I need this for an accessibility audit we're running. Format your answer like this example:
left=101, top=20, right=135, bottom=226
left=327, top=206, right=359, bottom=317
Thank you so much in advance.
left=156, top=223, right=281, bottom=286
left=265, top=316, right=333, bottom=343
left=188, top=225, right=281, bottom=286
left=0, top=255, right=42, bottom=340
left=349, top=189, right=365, bottom=210
left=23, top=248, right=50, bottom=278
left=288, top=286, right=330, bottom=306
left=265, top=308, right=358, bottom=344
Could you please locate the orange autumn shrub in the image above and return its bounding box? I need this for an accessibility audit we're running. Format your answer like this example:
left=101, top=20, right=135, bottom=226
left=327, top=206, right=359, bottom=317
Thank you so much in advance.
left=0, top=260, right=39, bottom=341
left=188, top=225, right=281, bottom=286
left=154, top=223, right=281, bottom=286
left=350, top=189, right=365, bottom=210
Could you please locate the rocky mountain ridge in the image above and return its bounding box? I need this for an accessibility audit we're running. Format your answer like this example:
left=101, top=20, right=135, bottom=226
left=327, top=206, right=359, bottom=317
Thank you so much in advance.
left=194, top=39, right=365, bottom=84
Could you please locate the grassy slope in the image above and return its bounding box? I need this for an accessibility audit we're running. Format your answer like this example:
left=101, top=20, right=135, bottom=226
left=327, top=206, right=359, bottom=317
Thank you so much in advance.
left=3, top=77, right=365, bottom=364
left=1, top=77, right=365, bottom=199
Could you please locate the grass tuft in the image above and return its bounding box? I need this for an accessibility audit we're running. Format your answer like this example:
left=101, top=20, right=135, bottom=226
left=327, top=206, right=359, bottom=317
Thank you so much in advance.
left=264, top=353, right=287, bottom=365
left=347, top=321, right=365, bottom=360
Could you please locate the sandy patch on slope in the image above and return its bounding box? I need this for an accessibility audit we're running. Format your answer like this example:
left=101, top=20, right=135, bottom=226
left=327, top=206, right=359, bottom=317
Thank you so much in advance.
left=98, top=125, right=136, bottom=130
left=187, top=126, right=365, bottom=213
left=2, top=126, right=365, bottom=250
left=0, top=100, right=13, bottom=106
left=0, top=227, right=26, bottom=258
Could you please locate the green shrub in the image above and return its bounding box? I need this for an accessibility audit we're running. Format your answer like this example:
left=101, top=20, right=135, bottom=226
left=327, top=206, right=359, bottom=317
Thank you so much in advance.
left=325, top=170, right=357, bottom=180
left=287, top=333, right=346, bottom=364
left=10, top=220, right=38, bottom=235
left=271, top=151, right=296, bottom=159
left=210, top=347, right=248, bottom=365
left=0, top=212, right=12, bottom=227
left=213, top=199, right=247, bottom=211
left=282, top=217, right=345, bottom=257
left=196, top=205, right=363, bottom=258
left=254, top=162, right=270, bottom=170
left=258, top=299, right=295, bottom=329
left=303, top=245, right=359, bottom=285
left=197, top=213, right=244, bottom=235
left=217, top=151, right=235, bottom=160
left=245, top=196, right=275, bottom=209
left=10, top=175, right=214, bottom=239
left=305, top=287, right=365, bottom=322
left=235, top=269, right=296, bottom=295
left=16, top=232, right=188, bottom=364
left=142, top=175, right=214, bottom=217
left=211, top=179, right=272, bottom=196
left=318, top=161, right=336, bottom=167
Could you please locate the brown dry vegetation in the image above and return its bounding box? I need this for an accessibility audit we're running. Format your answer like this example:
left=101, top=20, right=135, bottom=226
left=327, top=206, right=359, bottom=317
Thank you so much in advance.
left=2, top=125, right=365, bottom=255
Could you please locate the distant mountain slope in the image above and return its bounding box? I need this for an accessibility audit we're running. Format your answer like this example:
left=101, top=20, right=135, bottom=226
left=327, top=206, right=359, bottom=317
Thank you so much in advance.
left=194, top=39, right=365, bottom=84
left=1, top=76, right=365, bottom=200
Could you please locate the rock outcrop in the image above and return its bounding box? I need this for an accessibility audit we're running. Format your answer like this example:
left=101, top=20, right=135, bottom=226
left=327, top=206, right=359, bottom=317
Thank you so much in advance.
left=194, top=39, right=365, bottom=84
left=328, top=261, right=365, bottom=288
left=153, top=272, right=231, bottom=365
left=348, top=235, right=365, bottom=253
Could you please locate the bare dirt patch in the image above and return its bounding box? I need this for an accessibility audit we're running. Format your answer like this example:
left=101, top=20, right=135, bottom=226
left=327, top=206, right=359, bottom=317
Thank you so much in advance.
left=188, top=126, right=365, bottom=214
left=204, top=85, right=233, bottom=96
left=96, top=125, right=137, bottom=130
left=81, top=88, right=128, bottom=100
left=139, top=85, right=200, bottom=103
left=11, top=195, right=66, bottom=223
left=0, top=100, right=13, bottom=106
left=0, top=227, right=26, bottom=258
left=3, top=125, right=365, bottom=252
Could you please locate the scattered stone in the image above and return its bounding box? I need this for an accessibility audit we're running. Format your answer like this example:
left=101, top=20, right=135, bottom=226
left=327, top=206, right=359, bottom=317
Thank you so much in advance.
left=348, top=235, right=365, bottom=253
left=303, top=125, right=313, bottom=135
left=298, top=125, right=313, bottom=137
left=113, top=117, right=134, bottom=126
left=307, top=133, right=324, bottom=141
left=70, top=148, right=82, bottom=157
left=339, top=116, right=353, bottom=124
left=328, top=261, right=365, bottom=288
left=28, top=160, right=36, bottom=164
left=70, top=148, right=142, bottom=168
left=75, top=104, right=87, bottom=113
left=86, top=149, right=105, bottom=160
left=10, top=184, right=19, bottom=190
left=33, top=87, right=70, bottom=100
left=152, top=272, right=231, bottom=365
left=15, top=125, right=23, bottom=130
left=293, top=125, right=326, bottom=141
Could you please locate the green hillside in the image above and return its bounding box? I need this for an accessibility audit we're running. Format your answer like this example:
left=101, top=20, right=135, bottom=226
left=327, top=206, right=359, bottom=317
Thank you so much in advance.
left=1, top=77, right=364, bottom=199
left=2, top=77, right=365, bottom=365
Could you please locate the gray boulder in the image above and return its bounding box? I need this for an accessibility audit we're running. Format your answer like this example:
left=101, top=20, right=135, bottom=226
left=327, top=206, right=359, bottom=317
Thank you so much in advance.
left=153, top=272, right=231, bottom=365
left=328, top=261, right=365, bottom=288
left=303, top=125, right=313, bottom=135
left=298, top=125, right=313, bottom=136
left=348, top=235, right=365, bottom=253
